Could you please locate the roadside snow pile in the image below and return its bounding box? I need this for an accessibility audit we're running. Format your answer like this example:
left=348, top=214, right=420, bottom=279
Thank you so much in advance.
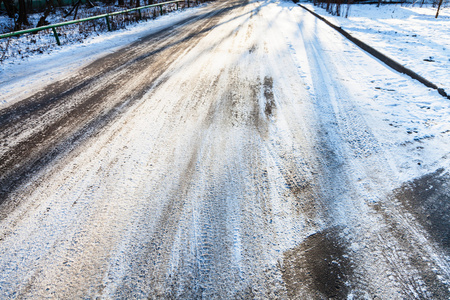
left=301, top=3, right=450, bottom=93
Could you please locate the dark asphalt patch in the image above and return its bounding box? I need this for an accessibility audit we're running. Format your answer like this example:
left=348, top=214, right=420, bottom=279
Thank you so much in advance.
left=281, top=226, right=354, bottom=299
left=263, top=76, right=275, bottom=118
left=393, top=168, right=450, bottom=252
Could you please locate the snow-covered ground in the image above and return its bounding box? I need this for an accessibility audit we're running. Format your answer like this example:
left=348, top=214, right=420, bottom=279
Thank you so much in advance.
left=301, top=2, right=450, bottom=92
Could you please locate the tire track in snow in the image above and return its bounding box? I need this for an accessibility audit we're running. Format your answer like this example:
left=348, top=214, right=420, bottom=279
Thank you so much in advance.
left=286, top=6, right=450, bottom=298
left=0, top=0, right=448, bottom=298
left=0, top=0, right=240, bottom=211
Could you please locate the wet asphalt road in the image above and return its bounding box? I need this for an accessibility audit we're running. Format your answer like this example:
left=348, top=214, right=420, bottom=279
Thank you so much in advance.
left=0, top=0, right=449, bottom=298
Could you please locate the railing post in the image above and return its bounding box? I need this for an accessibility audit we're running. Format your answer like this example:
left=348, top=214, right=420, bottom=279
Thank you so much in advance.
left=138, top=9, right=142, bottom=19
left=105, top=15, right=112, bottom=31
left=159, top=5, right=163, bottom=15
left=51, top=27, right=61, bottom=46
left=176, top=2, right=178, bottom=10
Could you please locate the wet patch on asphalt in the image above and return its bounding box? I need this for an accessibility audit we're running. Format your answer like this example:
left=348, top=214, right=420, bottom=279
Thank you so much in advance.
left=393, top=168, right=450, bottom=252
left=370, top=168, right=450, bottom=299
left=281, top=226, right=354, bottom=299
left=263, top=76, right=276, bottom=118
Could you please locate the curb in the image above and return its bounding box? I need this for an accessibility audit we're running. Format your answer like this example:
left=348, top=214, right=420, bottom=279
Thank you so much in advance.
left=296, top=3, right=450, bottom=100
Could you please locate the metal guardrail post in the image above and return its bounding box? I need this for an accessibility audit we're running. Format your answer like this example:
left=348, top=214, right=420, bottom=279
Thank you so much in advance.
left=159, top=5, right=163, bottom=15
left=138, top=9, right=142, bottom=19
left=51, top=27, right=61, bottom=45
left=105, top=15, right=112, bottom=31
left=187, top=0, right=189, bottom=8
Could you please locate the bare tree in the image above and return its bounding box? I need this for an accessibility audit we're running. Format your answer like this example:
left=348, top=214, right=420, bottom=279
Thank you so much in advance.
left=37, top=0, right=55, bottom=27
left=435, top=0, right=444, bottom=18
left=345, top=0, right=353, bottom=18
left=0, top=0, right=16, bottom=18
left=16, top=0, right=31, bottom=30
left=336, top=0, right=342, bottom=16
left=64, top=0, right=95, bottom=19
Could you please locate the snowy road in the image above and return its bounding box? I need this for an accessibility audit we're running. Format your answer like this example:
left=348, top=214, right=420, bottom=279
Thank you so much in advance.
left=0, top=0, right=449, bottom=298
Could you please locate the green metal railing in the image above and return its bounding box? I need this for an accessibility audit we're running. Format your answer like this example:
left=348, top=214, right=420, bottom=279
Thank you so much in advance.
left=0, top=0, right=193, bottom=45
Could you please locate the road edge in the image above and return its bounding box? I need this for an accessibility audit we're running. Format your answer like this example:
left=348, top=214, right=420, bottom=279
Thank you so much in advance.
left=295, top=2, right=450, bottom=100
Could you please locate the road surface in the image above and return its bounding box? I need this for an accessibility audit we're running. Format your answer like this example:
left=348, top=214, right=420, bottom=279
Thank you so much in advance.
left=0, top=0, right=449, bottom=298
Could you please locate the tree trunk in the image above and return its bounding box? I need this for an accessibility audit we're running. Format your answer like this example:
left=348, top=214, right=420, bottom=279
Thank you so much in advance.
left=64, top=0, right=80, bottom=19
left=435, top=0, right=443, bottom=18
left=0, top=0, right=16, bottom=18
left=336, top=0, right=342, bottom=16
left=16, top=0, right=30, bottom=30
left=26, top=0, right=32, bottom=13
left=345, top=0, right=353, bottom=18
left=37, top=0, right=54, bottom=27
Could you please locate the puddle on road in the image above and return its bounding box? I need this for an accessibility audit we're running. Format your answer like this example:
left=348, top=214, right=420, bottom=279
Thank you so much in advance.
left=393, top=168, right=450, bottom=252
left=281, top=226, right=354, bottom=299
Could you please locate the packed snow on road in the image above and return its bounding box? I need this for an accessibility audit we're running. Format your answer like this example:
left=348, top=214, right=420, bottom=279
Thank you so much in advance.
left=0, top=0, right=449, bottom=298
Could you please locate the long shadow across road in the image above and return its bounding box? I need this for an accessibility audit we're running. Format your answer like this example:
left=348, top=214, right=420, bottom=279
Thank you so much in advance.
left=0, top=0, right=258, bottom=208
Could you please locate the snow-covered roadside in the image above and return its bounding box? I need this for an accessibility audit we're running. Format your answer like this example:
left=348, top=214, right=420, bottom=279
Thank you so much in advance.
left=275, top=0, right=450, bottom=185
left=0, top=4, right=206, bottom=107
left=300, top=3, right=450, bottom=93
